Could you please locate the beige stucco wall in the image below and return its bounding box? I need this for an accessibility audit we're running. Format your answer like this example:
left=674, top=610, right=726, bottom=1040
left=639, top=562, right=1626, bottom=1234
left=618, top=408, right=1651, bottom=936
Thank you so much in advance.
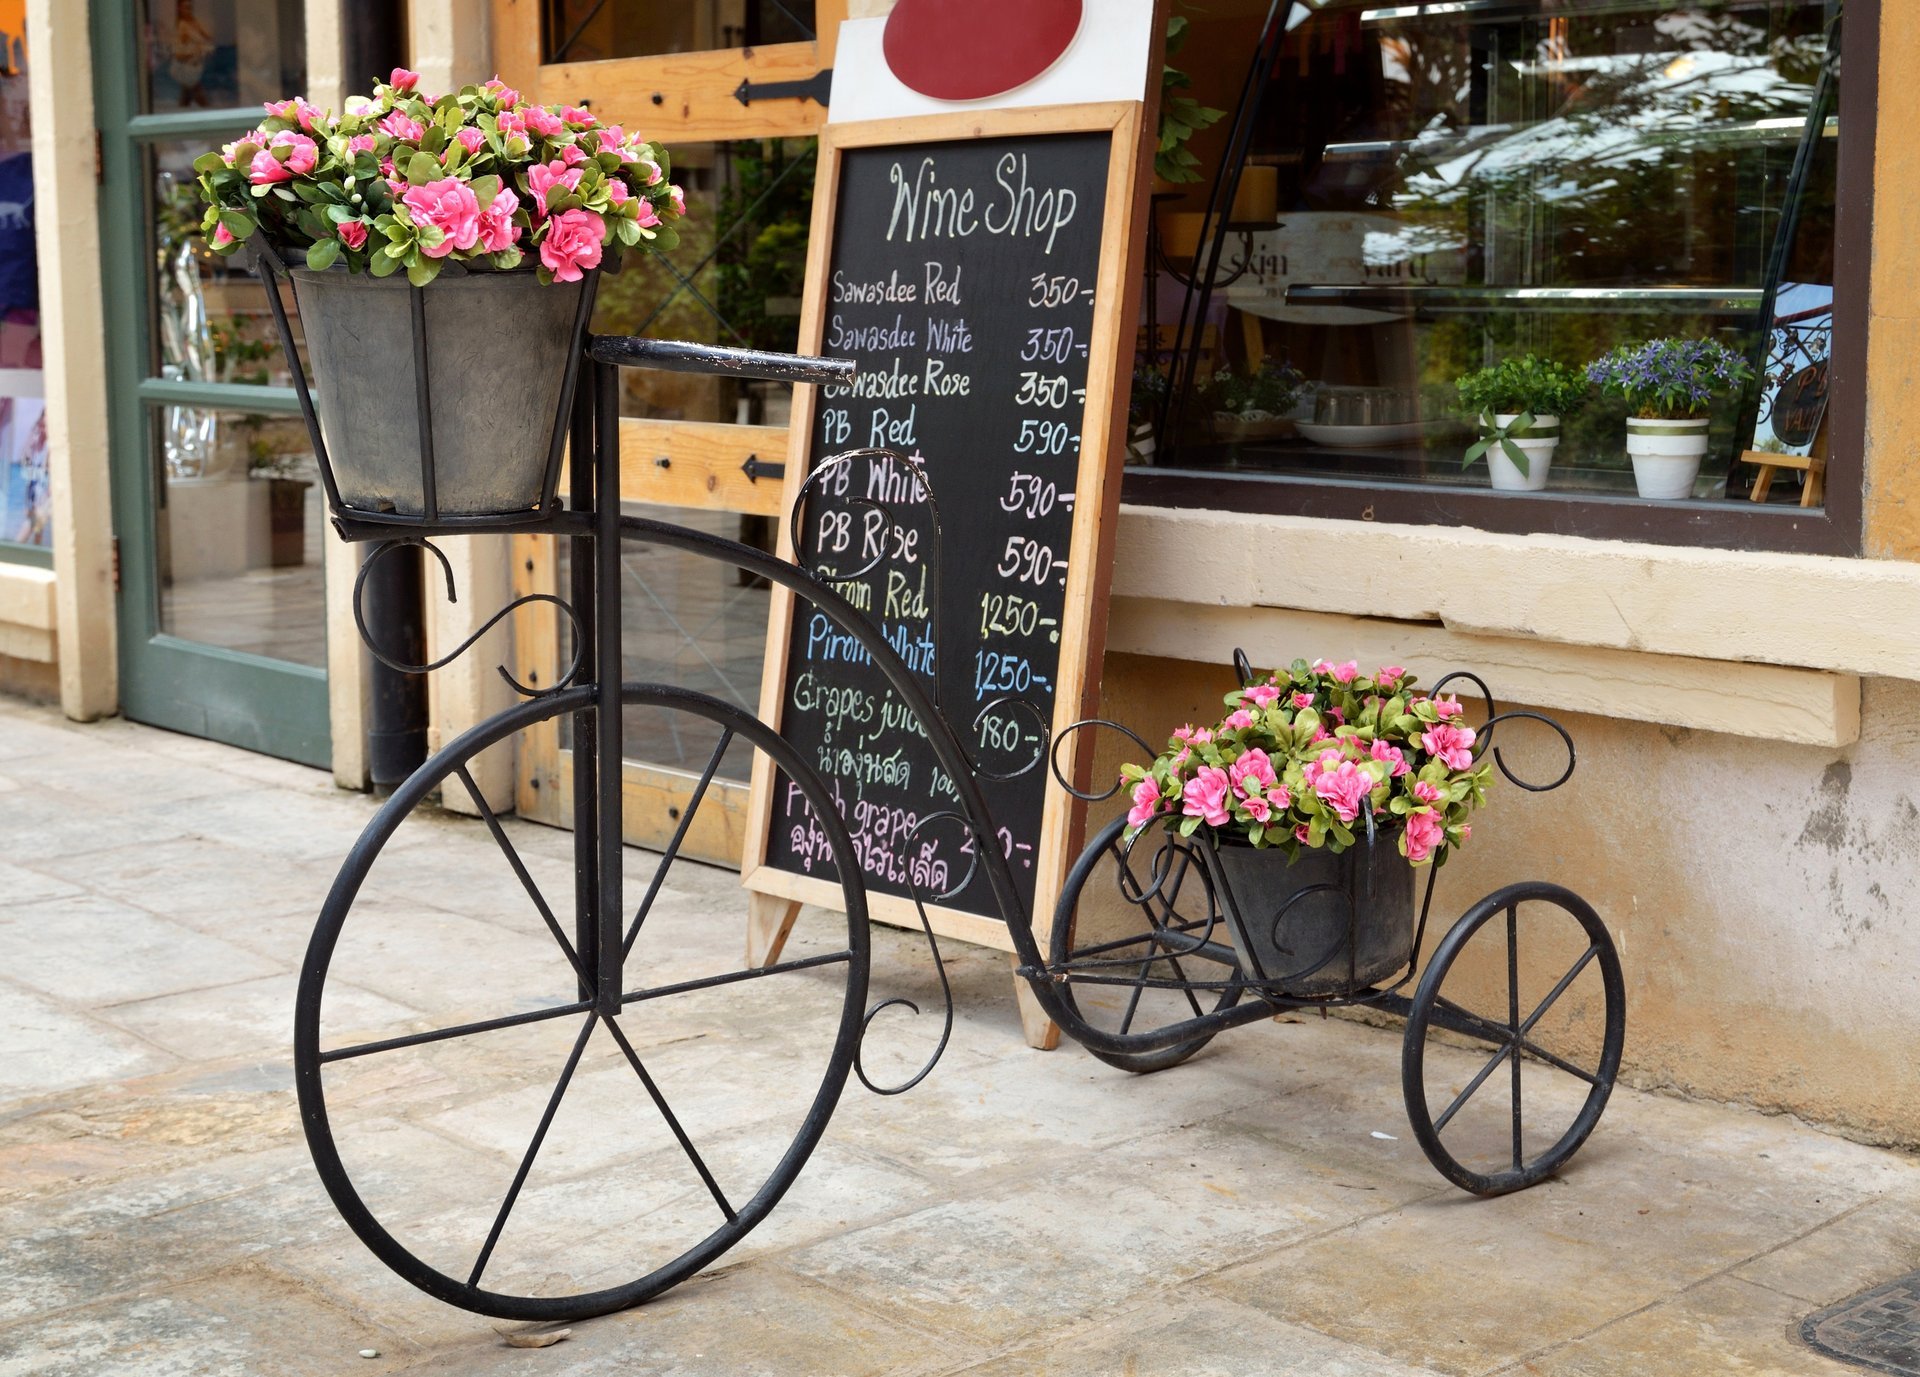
left=1096, top=651, right=1920, bottom=1146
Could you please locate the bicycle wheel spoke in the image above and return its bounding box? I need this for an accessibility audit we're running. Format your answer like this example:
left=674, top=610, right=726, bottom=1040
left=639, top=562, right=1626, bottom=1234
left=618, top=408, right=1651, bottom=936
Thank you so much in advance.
left=604, top=1015, right=737, bottom=1223
left=1160, top=948, right=1209, bottom=1018
left=1434, top=1037, right=1515, bottom=1134
left=1508, top=905, right=1522, bottom=1173
left=1516, top=1034, right=1600, bottom=1084
left=468, top=1012, right=598, bottom=1289
left=1516, top=944, right=1600, bottom=1040
left=320, top=998, right=592, bottom=1064
left=454, top=764, right=584, bottom=984
left=1117, top=955, right=1153, bottom=1034
left=1431, top=994, right=1512, bottom=1047
left=623, top=729, right=733, bottom=959
left=620, top=950, right=853, bottom=1007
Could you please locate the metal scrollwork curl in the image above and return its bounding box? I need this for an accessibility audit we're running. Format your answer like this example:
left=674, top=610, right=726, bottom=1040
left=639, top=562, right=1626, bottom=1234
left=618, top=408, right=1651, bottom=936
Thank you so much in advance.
left=351, top=537, right=584, bottom=697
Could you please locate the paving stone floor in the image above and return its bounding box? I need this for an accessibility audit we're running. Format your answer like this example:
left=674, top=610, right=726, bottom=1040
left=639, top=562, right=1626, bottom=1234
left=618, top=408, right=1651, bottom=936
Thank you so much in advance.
left=4, top=694, right=1920, bottom=1375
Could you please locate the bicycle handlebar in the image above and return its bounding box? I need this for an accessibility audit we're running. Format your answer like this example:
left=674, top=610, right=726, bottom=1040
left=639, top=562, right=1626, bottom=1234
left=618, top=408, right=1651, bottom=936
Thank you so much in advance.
left=586, top=335, right=856, bottom=386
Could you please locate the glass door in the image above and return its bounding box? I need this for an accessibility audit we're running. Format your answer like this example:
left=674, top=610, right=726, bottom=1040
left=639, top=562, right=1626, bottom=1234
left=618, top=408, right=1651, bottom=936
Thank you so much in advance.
left=94, top=0, right=330, bottom=767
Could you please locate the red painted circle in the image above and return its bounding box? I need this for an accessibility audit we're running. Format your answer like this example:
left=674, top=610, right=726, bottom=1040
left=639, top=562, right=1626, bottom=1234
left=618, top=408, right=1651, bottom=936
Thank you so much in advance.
left=882, top=0, right=1084, bottom=102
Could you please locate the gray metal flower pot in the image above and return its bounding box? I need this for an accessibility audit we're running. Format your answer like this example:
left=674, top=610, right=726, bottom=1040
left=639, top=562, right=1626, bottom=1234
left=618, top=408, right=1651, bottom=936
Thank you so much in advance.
left=1202, top=828, right=1414, bottom=996
left=289, top=267, right=590, bottom=519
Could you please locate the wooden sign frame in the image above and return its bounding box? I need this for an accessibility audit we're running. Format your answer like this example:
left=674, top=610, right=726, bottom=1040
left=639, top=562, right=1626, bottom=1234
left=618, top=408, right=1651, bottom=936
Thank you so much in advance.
left=740, top=101, right=1150, bottom=1046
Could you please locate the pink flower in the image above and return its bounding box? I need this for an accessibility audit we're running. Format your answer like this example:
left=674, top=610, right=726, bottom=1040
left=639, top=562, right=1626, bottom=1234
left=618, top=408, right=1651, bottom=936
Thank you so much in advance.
left=668, top=183, right=686, bottom=215
left=1369, top=739, right=1408, bottom=777
left=1228, top=748, right=1277, bottom=797
left=1404, top=810, right=1444, bottom=863
left=476, top=186, right=520, bottom=253
left=558, top=142, right=588, bottom=168
left=562, top=105, right=597, bottom=127
left=389, top=67, right=420, bottom=92
left=1181, top=766, right=1232, bottom=828
left=1411, top=779, right=1444, bottom=805
left=1312, top=658, right=1360, bottom=684
left=597, top=126, right=628, bottom=153
left=454, top=126, right=485, bottom=155
left=336, top=219, right=367, bottom=250
left=1308, top=758, right=1372, bottom=824
left=248, top=148, right=293, bottom=184
left=1327, top=707, right=1345, bottom=725
left=1458, top=823, right=1471, bottom=842
left=607, top=179, right=631, bottom=206
left=1294, top=823, right=1313, bottom=845
left=220, top=128, right=268, bottom=165
left=1126, top=778, right=1164, bottom=829
left=527, top=158, right=582, bottom=209
left=1222, top=709, right=1254, bottom=731
left=1172, top=724, right=1197, bottom=744
left=634, top=198, right=661, bottom=229
left=1376, top=665, right=1406, bottom=687
left=1432, top=697, right=1464, bottom=720
left=484, top=77, right=520, bottom=107
left=268, top=130, right=317, bottom=173
left=539, top=207, right=605, bottom=282
left=346, top=134, right=377, bottom=154
left=379, top=110, right=425, bottom=143
left=1421, top=723, right=1477, bottom=771
left=495, top=108, right=527, bottom=137
left=401, top=176, right=482, bottom=258
left=265, top=97, right=324, bottom=131
left=523, top=106, right=564, bottom=137
left=1241, top=793, right=1274, bottom=824
left=1291, top=691, right=1313, bottom=711
left=1245, top=684, right=1281, bottom=709
left=211, top=221, right=235, bottom=247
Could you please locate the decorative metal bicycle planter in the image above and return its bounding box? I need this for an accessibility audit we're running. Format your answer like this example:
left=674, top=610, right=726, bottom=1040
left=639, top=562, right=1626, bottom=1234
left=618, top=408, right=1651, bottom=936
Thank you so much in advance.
left=264, top=249, right=1624, bottom=1325
left=1041, top=676, right=1626, bottom=1198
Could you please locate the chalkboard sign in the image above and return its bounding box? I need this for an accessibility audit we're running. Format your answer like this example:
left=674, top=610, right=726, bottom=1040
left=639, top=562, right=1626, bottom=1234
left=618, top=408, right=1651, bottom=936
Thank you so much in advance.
left=744, top=104, right=1146, bottom=975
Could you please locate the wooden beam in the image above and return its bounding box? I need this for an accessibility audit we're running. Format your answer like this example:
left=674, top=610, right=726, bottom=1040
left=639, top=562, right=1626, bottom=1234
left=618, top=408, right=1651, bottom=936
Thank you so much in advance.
left=535, top=44, right=829, bottom=140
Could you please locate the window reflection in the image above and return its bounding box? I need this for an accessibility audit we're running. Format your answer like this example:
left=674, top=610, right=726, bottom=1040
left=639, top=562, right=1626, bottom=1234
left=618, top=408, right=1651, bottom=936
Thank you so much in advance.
left=140, top=0, right=306, bottom=114
left=1146, top=0, right=1842, bottom=508
left=0, top=6, right=42, bottom=551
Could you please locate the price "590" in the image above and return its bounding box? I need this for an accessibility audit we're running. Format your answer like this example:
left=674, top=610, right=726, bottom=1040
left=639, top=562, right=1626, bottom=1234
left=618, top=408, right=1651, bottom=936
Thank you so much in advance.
left=996, top=535, right=1063, bottom=586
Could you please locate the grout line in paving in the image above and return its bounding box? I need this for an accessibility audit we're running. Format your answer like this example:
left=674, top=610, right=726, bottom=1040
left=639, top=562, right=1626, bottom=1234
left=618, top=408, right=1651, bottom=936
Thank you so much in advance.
left=1481, top=1196, right=1880, bottom=1376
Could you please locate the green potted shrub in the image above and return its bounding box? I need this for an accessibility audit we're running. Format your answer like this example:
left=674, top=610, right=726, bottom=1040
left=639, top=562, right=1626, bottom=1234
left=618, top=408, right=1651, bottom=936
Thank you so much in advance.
left=1586, top=337, right=1754, bottom=500
left=1455, top=355, right=1588, bottom=492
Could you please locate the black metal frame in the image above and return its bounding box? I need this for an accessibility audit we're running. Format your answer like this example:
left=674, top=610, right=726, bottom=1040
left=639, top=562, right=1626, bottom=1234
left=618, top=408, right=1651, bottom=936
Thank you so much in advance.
left=283, top=288, right=1625, bottom=1317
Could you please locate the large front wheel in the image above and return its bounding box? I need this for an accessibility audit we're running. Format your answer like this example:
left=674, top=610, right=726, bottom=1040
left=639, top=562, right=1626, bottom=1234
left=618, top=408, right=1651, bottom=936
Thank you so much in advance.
left=294, top=683, right=871, bottom=1320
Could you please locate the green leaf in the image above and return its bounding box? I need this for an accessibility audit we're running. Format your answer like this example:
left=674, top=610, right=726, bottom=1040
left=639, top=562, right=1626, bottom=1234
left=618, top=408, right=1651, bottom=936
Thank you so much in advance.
left=406, top=256, right=441, bottom=287
left=305, top=237, right=342, bottom=271
left=615, top=217, right=641, bottom=247
left=470, top=174, right=501, bottom=210
left=192, top=152, right=228, bottom=175
left=406, top=151, right=438, bottom=186
left=216, top=210, right=256, bottom=239
left=369, top=250, right=402, bottom=277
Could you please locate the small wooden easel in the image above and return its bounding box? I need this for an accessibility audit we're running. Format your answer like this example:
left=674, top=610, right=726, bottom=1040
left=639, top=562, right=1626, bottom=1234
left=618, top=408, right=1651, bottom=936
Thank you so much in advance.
left=1741, top=413, right=1829, bottom=508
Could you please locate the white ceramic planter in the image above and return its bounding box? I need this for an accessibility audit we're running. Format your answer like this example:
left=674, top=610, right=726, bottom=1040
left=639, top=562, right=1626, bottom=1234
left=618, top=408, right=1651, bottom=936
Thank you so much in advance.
left=1480, top=413, right=1560, bottom=492
left=1625, top=417, right=1710, bottom=500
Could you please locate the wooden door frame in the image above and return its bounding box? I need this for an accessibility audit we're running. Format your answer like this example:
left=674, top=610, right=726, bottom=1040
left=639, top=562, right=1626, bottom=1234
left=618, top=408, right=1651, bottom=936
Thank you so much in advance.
left=493, top=1, right=846, bottom=850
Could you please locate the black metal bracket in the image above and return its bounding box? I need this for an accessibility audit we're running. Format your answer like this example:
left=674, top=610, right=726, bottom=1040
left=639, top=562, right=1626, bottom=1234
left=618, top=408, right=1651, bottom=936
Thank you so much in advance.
left=733, top=69, right=832, bottom=107
left=741, top=454, right=785, bottom=484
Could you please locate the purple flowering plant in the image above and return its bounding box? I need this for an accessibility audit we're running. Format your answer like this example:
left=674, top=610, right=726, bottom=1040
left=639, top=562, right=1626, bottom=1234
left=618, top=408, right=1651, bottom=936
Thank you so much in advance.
left=1118, top=659, right=1495, bottom=867
left=1585, top=337, right=1753, bottom=420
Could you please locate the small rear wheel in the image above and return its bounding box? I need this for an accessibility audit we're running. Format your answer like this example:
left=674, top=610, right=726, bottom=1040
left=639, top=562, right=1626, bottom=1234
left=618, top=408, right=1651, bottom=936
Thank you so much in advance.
left=1402, top=882, right=1625, bottom=1195
left=1048, top=815, right=1245, bottom=1074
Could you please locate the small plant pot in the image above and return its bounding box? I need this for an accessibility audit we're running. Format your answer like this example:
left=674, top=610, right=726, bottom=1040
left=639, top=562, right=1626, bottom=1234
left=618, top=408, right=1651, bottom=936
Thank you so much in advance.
left=1625, top=417, right=1710, bottom=500
left=1480, top=412, right=1559, bottom=492
left=1199, top=827, right=1414, bottom=997
left=289, top=265, right=592, bottom=520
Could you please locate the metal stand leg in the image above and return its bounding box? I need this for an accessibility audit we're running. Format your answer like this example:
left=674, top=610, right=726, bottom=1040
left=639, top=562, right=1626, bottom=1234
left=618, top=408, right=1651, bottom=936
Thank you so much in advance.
left=593, top=360, right=625, bottom=1017
left=569, top=368, right=599, bottom=1005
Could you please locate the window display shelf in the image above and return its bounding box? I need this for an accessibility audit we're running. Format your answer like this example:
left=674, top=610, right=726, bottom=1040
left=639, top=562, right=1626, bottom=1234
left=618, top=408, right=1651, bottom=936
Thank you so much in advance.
left=1281, top=285, right=1765, bottom=314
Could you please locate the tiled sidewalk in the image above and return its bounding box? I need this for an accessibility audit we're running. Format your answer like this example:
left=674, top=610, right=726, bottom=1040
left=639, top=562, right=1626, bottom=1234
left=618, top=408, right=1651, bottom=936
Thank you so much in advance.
left=2, top=695, right=1917, bottom=1375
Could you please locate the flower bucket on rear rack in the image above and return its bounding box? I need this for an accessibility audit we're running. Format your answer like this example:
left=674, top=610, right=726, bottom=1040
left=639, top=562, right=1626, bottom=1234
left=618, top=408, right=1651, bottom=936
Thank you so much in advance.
left=1202, top=826, right=1414, bottom=997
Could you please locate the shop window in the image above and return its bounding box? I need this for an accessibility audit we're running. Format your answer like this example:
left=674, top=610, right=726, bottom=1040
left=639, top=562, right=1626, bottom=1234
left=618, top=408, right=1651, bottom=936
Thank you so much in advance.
left=544, top=1, right=817, bottom=63
left=0, top=11, right=42, bottom=563
left=1130, top=0, right=1870, bottom=554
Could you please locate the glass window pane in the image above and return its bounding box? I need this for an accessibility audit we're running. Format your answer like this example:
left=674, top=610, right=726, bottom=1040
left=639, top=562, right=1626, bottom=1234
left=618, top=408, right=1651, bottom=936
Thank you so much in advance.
left=139, top=0, right=306, bottom=114
left=1143, top=0, right=1842, bottom=511
left=149, top=138, right=306, bottom=389
left=0, top=15, right=44, bottom=552
left=545, top=1, right=815, bottom=64
left=595, top=137, right=815, bottom=426
left=155, top=406, right=326, bottom=668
